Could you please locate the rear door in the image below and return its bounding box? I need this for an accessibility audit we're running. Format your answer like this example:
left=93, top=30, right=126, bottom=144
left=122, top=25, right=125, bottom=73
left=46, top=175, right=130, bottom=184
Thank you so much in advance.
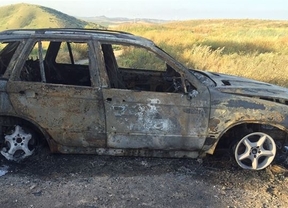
left=7, top=38, right=106, bottom=148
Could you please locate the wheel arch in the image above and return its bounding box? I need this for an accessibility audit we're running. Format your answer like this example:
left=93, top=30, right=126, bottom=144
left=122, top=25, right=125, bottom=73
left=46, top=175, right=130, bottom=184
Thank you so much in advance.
left=0, top=114, right=56, bottom=151
left=207, top=121, right=288, bottom=154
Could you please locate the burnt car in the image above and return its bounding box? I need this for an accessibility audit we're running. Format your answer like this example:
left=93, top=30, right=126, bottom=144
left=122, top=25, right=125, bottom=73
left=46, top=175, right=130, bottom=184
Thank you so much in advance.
left=0, top=28, right=287, bottom=170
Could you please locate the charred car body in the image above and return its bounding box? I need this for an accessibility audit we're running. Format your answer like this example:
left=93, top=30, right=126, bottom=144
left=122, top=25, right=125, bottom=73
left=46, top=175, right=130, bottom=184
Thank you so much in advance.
left=0, top=28, right=287, bottom=170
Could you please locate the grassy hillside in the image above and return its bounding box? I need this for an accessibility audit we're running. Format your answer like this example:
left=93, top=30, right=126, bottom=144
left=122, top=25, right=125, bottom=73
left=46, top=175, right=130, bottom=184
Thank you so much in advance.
left=0, top=3, right=104, bottom=30
left=115, top=19, right=288, bottom=87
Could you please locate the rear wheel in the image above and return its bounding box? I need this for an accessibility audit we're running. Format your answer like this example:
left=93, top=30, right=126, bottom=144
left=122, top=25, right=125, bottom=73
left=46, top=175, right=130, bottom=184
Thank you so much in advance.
left=1, top=125, right=38, bottom=161
left=234, top=132, right=276, bottom=170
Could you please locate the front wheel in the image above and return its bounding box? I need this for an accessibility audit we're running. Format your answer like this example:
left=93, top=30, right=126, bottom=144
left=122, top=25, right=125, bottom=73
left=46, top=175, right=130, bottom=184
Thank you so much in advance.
left=1, top=125, right=37, bottom=161
left=234, top=132, right=276, bottom=170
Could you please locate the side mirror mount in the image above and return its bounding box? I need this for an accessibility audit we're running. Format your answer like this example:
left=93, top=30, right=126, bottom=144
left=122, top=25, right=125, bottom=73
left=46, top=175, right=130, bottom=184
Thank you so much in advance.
left=187, top=89, right=199, bottom=99
left=183, top=79, right=198, bottom=99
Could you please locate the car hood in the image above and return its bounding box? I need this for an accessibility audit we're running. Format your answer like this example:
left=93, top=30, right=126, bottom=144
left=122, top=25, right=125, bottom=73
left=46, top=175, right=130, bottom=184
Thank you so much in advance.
left=199, top=70, right=288, bottom=100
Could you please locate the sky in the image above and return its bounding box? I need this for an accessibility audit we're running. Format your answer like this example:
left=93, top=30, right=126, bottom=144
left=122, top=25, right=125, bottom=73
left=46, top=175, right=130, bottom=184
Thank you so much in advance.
left=0, top=0, right=288, bottom=20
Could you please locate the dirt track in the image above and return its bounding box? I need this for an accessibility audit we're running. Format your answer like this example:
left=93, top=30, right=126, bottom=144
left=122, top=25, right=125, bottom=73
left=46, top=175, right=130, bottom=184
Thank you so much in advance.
left=0, top=149, right=287, bottom=208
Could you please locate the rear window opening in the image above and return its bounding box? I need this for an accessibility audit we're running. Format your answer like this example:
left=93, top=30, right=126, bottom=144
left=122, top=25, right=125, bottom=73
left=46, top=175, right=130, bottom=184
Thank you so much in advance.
left=0, top=41, right=20, bottom=76
left=20, top=40, right=91, bottom=86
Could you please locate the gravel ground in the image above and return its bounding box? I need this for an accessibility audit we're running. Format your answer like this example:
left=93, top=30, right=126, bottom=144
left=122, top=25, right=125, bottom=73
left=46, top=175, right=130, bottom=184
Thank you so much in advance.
left=0, top=149, right=287, bottom=208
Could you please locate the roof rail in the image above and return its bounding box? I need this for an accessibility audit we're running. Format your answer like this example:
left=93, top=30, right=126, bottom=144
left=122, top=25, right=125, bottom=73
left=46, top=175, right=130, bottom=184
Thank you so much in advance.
left=0, top=28, right=134, bottom=36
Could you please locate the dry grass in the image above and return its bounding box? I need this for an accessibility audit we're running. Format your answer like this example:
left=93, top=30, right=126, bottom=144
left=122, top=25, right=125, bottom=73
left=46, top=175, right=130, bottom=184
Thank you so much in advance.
left=115, top=19, right=288, bottom=87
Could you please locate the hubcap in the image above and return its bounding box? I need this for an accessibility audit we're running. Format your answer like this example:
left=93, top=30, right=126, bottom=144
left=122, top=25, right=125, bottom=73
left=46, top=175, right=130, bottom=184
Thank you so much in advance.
left=1, top=125, right=34, bottom=161
left=234, top=132, right=276, bottom=170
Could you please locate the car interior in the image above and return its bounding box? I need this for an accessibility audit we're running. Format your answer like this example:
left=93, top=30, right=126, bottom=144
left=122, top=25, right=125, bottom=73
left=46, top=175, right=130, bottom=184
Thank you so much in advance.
left=19, top=40, right=184, bottom=93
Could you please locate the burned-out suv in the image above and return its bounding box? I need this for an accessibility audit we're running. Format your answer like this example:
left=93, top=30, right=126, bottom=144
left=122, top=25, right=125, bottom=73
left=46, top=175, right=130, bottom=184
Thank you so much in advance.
left=0, top=28, right=287, bottom=170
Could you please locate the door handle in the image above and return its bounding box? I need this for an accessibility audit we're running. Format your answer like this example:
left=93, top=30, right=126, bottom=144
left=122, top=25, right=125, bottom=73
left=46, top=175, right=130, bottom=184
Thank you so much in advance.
left=19, top=90, right=37, bottom=98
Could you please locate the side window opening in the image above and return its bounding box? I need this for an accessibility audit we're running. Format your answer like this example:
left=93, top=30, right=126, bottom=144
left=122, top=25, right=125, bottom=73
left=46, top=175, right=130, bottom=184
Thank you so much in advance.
left=55, top=42, right=89, bottom=65
left=101, top=43, right=187, bottom=93
left=20, top=40, right=91, bottom=87
left=0, top=41, right=20, bottom=76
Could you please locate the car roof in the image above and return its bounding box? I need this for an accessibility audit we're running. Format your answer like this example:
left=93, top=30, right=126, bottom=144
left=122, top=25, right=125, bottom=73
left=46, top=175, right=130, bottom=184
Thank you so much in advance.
left=0, top=28, right=154, bottom=45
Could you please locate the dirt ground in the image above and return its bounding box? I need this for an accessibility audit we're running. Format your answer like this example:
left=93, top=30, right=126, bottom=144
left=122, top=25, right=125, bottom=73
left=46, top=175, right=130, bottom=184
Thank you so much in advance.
left=0, top=148, right=287, bottom=208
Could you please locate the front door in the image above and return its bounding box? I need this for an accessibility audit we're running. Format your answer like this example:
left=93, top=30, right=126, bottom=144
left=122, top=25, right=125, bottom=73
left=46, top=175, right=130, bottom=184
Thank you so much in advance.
left=99, top=42, right=210, bottom=151
left=103, top=88, right=209, bottom=150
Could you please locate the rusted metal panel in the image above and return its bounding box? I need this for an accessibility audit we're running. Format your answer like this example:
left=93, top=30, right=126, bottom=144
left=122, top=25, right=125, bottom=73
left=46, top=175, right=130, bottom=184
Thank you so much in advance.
left=210, top=93, right=288, bottom=135
left=6, top=81, right=107, bottom=147
left=57, top=145, right=199, bottom=158
left=202, top=89, right=288, bottom=153
left=102, top=88, right=210, bottom=151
